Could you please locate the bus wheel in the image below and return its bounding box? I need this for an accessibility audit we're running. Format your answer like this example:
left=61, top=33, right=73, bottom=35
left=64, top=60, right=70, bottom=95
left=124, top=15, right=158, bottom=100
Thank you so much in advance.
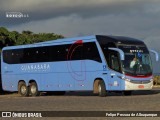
left=18, top=82, right=29, bottom=97
left=124, top=91, right=132, bottom=96
left=29, top=82, right=40, bottom=97
left=98, top=81, right=106, bottom=97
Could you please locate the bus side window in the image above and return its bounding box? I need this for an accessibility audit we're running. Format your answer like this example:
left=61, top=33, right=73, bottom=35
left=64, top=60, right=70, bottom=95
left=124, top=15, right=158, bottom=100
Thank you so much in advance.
left=83, top=42, right=102, bottom=62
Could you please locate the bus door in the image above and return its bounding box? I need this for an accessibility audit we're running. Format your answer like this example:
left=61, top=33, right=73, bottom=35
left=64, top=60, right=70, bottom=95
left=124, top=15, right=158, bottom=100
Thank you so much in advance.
left=108, top=51, right=122, bottom=90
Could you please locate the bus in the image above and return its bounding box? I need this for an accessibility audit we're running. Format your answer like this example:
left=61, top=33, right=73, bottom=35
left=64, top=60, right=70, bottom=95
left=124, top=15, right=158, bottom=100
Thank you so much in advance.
left=1, top=35, right=159, bottom=97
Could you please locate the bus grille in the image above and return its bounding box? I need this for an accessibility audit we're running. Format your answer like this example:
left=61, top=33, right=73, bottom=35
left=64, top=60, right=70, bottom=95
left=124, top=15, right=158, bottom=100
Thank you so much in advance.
left=130, top=80, right=151, bottom=84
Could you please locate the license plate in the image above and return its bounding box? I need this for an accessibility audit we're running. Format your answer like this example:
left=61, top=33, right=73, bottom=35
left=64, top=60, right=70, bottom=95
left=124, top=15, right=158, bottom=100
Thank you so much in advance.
left=138, top=85, right=144, bottom=89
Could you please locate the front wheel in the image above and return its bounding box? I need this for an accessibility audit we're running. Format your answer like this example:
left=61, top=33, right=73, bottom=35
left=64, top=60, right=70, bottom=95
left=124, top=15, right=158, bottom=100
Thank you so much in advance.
left=98, top=81, right=106, bottom=97
left=18, top=82, right=29, bottom=97
left=29, top=82, right=40, bottom=97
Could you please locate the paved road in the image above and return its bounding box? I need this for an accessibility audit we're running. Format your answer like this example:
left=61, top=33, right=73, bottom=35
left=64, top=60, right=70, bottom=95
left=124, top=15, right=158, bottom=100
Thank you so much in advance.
left=0, top=90, right=160, bottom=120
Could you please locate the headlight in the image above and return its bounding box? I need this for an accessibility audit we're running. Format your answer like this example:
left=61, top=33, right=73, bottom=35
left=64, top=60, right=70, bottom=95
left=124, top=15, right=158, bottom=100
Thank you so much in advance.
left=118, top=76, right=131, bottom=82
left=150, top=79, right=153, bottom=82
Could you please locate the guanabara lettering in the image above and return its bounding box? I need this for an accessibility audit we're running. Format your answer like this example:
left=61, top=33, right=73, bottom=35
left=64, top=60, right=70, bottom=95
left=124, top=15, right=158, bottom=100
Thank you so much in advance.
left=21, top=64, right=50, bottom=71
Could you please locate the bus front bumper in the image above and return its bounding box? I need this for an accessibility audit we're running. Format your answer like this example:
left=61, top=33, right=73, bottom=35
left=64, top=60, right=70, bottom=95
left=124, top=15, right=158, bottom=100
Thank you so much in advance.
left=125, top=81, right=153, bottom=90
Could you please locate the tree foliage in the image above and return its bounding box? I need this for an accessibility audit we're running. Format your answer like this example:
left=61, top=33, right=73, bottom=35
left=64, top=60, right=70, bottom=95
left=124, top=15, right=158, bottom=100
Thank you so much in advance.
left=0, top=27, right=64, bottom=50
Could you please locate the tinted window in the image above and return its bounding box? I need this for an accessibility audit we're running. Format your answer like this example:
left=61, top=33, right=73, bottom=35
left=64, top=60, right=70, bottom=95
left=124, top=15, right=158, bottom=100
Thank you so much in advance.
left=83, top=42, right=101, bottom=62
left=3, top=42, right=102, bottom=64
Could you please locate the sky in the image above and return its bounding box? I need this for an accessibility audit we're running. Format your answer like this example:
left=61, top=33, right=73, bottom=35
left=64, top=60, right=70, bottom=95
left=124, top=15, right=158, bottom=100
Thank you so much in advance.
left=0, top=0, right=160, bottom=73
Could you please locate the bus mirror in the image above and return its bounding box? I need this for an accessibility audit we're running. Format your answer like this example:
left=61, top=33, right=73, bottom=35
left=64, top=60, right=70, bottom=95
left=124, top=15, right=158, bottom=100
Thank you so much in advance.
left=108, top=48, right=125, bottom=60
left=149, top=49, right=159, bottom=61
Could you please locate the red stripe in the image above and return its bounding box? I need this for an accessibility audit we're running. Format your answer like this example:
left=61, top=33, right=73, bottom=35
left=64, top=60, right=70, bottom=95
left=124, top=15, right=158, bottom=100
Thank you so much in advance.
left=125, top=74, right=152, bottom=78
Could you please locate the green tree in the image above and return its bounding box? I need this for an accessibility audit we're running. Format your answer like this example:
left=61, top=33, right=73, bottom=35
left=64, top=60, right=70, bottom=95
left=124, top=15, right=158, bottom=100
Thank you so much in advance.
left=0, top=27, right=15, bottom=49
left=22, top=30, right=33, bottom=35
left=0, top=27, right=64, bottom=50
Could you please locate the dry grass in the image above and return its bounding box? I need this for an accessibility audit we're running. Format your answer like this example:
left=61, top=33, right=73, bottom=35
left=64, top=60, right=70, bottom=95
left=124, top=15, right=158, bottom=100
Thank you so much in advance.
left=153, top=75, right=160, bottom=85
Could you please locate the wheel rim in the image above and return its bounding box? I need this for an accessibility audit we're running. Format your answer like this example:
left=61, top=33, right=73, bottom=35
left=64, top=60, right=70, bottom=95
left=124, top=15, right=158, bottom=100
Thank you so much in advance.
left=98, top=84, right=101, bottom=93
left=21, top=85, right=27, bottom=94
left=31, top=85, right=37, bottom=94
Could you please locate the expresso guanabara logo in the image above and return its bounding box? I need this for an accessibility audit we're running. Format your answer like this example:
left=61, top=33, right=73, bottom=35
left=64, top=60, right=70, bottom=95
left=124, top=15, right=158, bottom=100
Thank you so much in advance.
left=21, top=64, right=50, bottom=72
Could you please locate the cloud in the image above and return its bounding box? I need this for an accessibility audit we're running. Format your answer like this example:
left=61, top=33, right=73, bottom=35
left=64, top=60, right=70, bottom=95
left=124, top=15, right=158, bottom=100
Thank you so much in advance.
left=1, top=0, right=160, bottom=26
left=8, top=11, right=160, bottom=39
left=2, top=0, right=160, bottom=45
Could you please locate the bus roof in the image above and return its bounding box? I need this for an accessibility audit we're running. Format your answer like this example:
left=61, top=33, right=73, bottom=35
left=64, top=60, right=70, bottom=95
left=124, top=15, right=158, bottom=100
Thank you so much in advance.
left=2, top=35, right=145, bottom=50
left=2, top=35, right=96, bottom=50
left=96, top=35, right=145, bottom=45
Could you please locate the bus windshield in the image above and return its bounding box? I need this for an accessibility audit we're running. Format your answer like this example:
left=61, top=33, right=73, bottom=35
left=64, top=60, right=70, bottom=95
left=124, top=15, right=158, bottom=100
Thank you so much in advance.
left=118, top=45, right=152, bottom=76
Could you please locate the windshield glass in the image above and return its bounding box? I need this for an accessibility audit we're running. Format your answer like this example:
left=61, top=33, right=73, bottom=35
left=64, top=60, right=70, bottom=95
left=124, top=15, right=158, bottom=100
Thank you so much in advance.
left=118, top=45, right=152, bottom=76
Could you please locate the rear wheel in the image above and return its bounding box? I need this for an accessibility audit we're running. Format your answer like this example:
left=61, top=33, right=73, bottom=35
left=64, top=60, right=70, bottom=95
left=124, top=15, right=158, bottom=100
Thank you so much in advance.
left=29, top=82, right=40, bottom=97
left=18, top=82, right=29, bottom=97
left=98, top=81, right=106, bottom=97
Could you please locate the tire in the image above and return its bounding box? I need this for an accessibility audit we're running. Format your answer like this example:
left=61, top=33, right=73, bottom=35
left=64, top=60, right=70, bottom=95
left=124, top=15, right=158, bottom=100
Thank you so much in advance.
left=18, top=82, right=29, bottom=97
left=124, top=91, right=132, bottom=96
left=98, top=80, right=106, bottom=97
left=29, top=82, right=40, bottom=97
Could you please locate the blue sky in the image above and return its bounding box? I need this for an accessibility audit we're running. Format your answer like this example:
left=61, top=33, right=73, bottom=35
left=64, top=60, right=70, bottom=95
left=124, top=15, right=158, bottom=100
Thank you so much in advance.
left=0, top=0, right=160, bottom=73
